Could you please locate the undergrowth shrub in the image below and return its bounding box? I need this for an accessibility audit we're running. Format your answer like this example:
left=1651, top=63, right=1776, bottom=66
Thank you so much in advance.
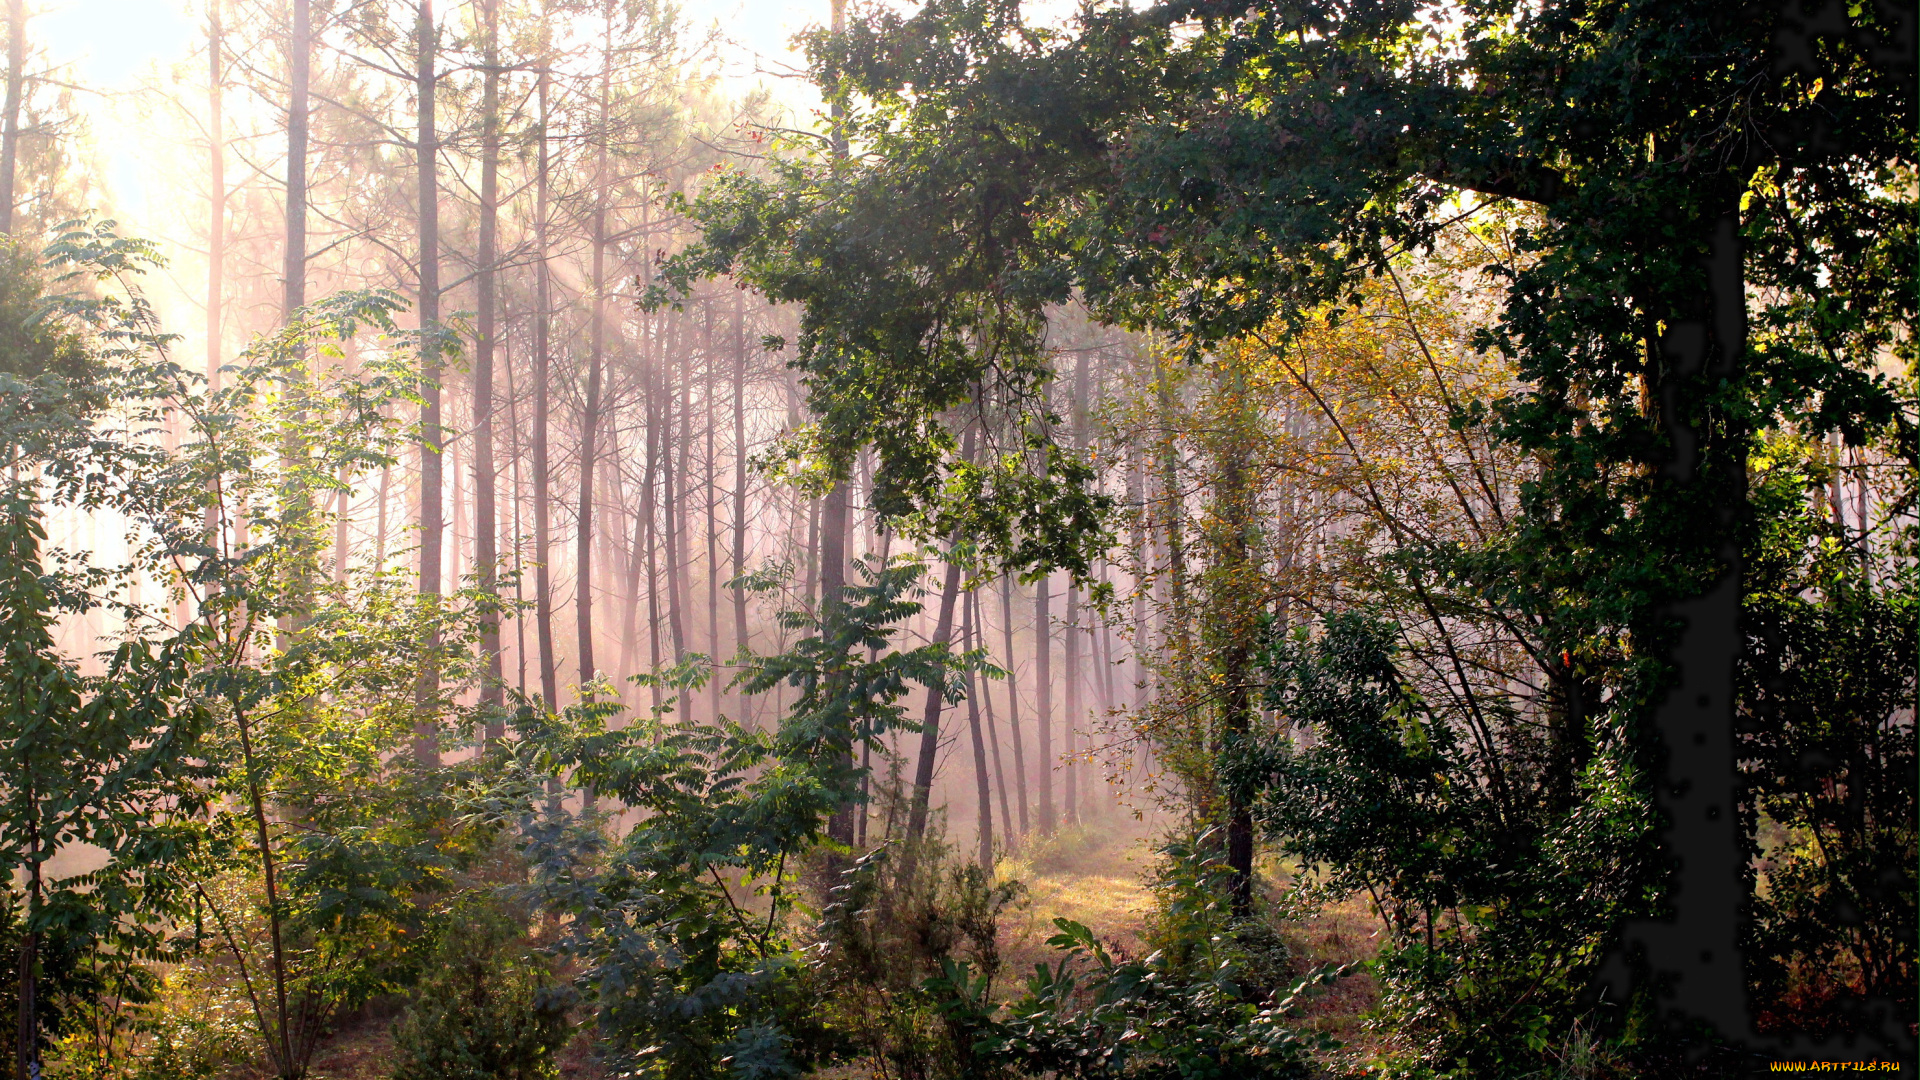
left=388, top=896, right=573, bottom=1080
left=810, top=840, right=1024, bottom=1080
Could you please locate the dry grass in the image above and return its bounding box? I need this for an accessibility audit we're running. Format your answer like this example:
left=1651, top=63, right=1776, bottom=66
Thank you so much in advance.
left=992, top=823, right=1159, bottom=984
left=276, top=820, right=1392, bottom=1079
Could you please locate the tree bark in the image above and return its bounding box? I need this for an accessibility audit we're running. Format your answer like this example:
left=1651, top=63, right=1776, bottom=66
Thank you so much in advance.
left=203, top=0, right=225, bottom=552
left=412, top=0, right=443, bottom=766
left=663, top=342, right=688, bottom=660
left=576, top=9, right=612, bottom=693
left=963, top=590, right=994, bottom=869
left=704, top=301, right=720, bottom=723
left=474, top=0, right=503, bottom=740
left=905, top=546, right=965, bottom=845
left=13, top=784, right=36, bottom=1080
left=531, top=64, right=558, bottom=714
left=976, top=588, right=1014, bottom=850
left=1035, top=570, right=1054, bottom=835
left=0, top=0, right=25, bottom=235
left=1000, top=573, right=1029, bottom=836
left=731, top=292, right=749, bottom=678
left=1064, top=578, right=1079, bottom=826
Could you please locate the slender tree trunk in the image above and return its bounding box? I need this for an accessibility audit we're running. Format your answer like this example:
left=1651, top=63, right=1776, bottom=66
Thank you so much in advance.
left=731, top=292, right=749, bottom=667
left=0, top=0, right=25, bottom=235
left=801, top=496, right=819, bottom=609
left=663, top=344, right=687, bottom=660
left=1000, top=573, right=1029, bottom=836
left=203, top=0, right=225, bottom=552
left=1064, top=578, right=1079, bottom=827
left=977, top=588, right=1014, bottom=849
left=413, top=0, right=444, bottom=765
left=705, top=303, right=720, bottom=722
left=233, top=707, right=295, bottom=1077
left=1216, top=360, right=1258, bottom=915
left=14, top=787, right=36, bottom=1080
left=206, top=1, right=224, bottom=388
left=905, top=546, right=966, bottom=845
left=474, top=0, right=503, bottom=739
left=1035, top=571, right=1054, bottom=835
left=643, top=322, right=662, bottom=712
left=1156, top=362, right=1187, bottom=667
left=275, top=0, right=312, bottom=653
left=576, top=34, right=611, bottom=694
left=505, top=329, right=529, bottom=698
left=532, top=65, right=557, bottom=714
left=963, top=590, right=994, bottom=869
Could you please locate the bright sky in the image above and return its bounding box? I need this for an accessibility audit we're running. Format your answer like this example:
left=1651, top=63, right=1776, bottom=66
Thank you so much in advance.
left=26, top=0, right=844, bottom=272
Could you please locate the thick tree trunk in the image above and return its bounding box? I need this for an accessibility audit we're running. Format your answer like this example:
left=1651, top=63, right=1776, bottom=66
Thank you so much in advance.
left=412, top=0, right=444, bottom=765
left=474, top=0, right=503, bottom=739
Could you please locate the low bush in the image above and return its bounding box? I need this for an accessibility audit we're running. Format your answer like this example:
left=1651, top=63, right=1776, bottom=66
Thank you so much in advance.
left=388, top=897, right=573, bottom=1080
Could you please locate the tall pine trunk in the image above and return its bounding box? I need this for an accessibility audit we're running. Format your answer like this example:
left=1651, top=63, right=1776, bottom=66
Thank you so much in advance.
left=963, top=590, right=993, bottom=869
left=1000, top=573, right=1029, bottom=836
left=976, top=589, right=1014, bottom=848
left=531, top=65, right=558, bottom=714
left=474, top=0, right=503, bottom=739
left=1035, top=571, right=1053, bottom=835
left=412, top=0, right=444, bottom=766
left=730, top=293, right=749, bottom=685
left=0, top=0, right=25, bottom=234
left=204, top=0, right=225, bottom=558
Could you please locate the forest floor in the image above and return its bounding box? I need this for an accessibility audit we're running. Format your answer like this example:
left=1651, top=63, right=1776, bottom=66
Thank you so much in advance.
left=298, top=819, right=1388, bottom=1079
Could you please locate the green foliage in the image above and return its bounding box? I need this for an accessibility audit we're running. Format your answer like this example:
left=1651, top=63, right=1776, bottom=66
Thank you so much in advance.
left=809, top=844, right=1023, bottom=1079
left=501, top=555, right=968, bottom=1080
left=1238, top=613, right=1656, bottom=1074
left=389, top=897, right=573, bottom=1080
left=0, top=494, right=214, bottom=1077
left=937, top=916, right=1344, bottom=1080
left=1138, top=828, right=1293, bottom=1002
left=0, top=233, right=97, bottom=460
left=1737, top=437, right=1916, bottom=1034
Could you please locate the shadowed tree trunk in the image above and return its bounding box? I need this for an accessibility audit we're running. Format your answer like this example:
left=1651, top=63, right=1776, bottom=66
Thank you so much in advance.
left=964, top=589, right=993, bottom=869
left=905, top=546, right=966, bottom=845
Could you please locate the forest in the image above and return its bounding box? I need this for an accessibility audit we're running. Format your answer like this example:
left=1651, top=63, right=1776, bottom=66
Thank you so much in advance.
left=0, top=0, right=1912, bottom=1077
